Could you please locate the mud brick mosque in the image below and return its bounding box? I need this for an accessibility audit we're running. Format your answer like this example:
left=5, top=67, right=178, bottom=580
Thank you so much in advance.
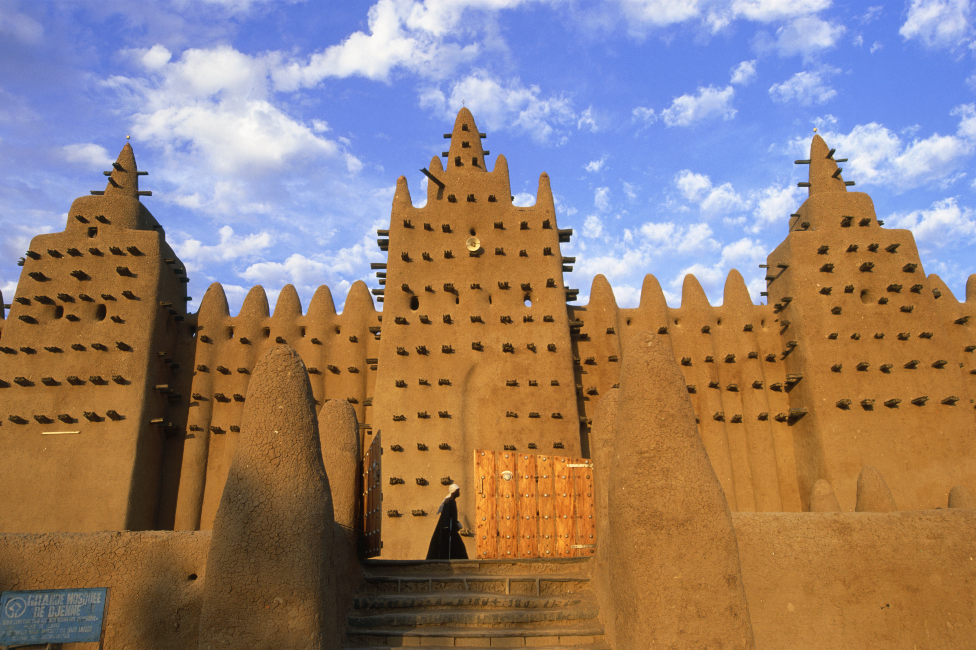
left=0, top=109, right=974, bottom=649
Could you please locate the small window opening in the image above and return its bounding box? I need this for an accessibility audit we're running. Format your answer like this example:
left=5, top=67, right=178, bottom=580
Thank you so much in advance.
left=524, top=295, right=532, bottom=308
left=300, top=326, right=306, bottom=337
left=626, top=317, right=632, bottom=326
left=410, top=296, right=419, bottom=311
left=262, top=327, right=270, bottom=338
left=227, top=326, right=234, bottom=340
left=488, top=294, right=493, bottom=305
left=469, top=228, right=476, bottom=236
left=54, top=306, right=64, bottom=319
left=334, top=325, right=341, bottom=334
left=95, top=305, right=106, bottom=321
left=87, top=226, right=97, bottom=238
left=859, top=289, right=872, bottom=304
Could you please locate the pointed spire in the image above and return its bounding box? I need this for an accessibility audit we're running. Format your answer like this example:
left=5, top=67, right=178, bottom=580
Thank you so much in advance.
left=341, top=280, right=375, bottom=317
left=445, top=108, right=487, bottom=172
left=948, top=485, right=976, bottom=509
left=394, top=175, right=412, bottom=210
left=272, top=284, right=303, bottom=319
left=307, top=285, right=337, bottom=321
left=104, top=143, right=141, bottom=198
left=722, top=270, right=753, bottom=308
left=610, top=332, right=756, bottom=648
left=809, top=479, right=842, bottom=512
left=806, top=135, right=848, bottom=197
left=238, top=285, right=270, bottom=320
left=680, top=274, right=710, bottom=311
left=424, top=157, right=444, bottom=204
left=588, top=274, right=618, bottom=310
left=634, top=274, right=670, bottom=331
left=535, top=172, right=552, bottom=211
left=492, top=153, right=510, bottom=185
left=966, top=275, right=976, bottom=303
left=197, top=282, right=230, bottom=327
left=854, top=466, right=897, bottom=512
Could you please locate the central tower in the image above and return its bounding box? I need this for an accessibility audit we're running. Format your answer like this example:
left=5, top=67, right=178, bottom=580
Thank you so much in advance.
left=372, top=109, right=580, bottom=559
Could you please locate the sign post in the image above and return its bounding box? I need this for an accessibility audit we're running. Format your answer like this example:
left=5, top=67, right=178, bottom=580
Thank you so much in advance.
left=1, top=588, right=108, bottom=646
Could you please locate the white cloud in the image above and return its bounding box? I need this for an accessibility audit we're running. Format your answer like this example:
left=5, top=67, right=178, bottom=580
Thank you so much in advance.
left=675, top=170, right=748, bottom=217
left=513, top=192, right=535, bottom=206
left=238, top=231, right=379, bottom=298
left=870, top=40, right=883, bottom=52
left=173, top=225, right=275, bottom=271
left=632, top=106, right=657, bottom=128
left=900, top=0, right=975, bottom=50
left=763, top=15, right=845, bottom=58
left=108, top=45, right=357, bottom=178
left=673, top=236, right=767, bottom=301
left=419, top=71, right=575, bottom=144
left=0, top=6, right=43, bottom=44
left=798, top=104, right=976, bottom=190
left=661, top=85, right=736, bottom=127
left=585, top=156, right=608, bottom=173
left=749, top=184, right=802, bottom=233
left=583, top=214, right=604, bottom=238
left=62, top=143, right=112, bottom=168
left=577, top=106, right=598, bottom=132
left=888, top=197, right=976, bottom=244
left=768, top=68, right=838, bottom=105
left=618, top=0, right=702, bottom=27
left=594, top=186, right=611, bottom=212
left=730, top=0, right=831, bottom=22
left=640, top=221, right=720, bottom=253
left=272, top=0, right=482, bottom=86
left=730, top=60, right=757, bottom=85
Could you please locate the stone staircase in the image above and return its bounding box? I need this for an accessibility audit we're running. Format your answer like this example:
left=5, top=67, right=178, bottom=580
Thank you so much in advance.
left=345, top=557, right=608, bottom=649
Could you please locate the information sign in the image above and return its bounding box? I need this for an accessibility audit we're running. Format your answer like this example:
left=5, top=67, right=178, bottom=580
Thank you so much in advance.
left=0, top=588, right=107, bottom=645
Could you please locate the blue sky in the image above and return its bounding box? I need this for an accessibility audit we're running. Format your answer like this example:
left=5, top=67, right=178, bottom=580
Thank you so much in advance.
left=1, top=0, right=975, bottom=314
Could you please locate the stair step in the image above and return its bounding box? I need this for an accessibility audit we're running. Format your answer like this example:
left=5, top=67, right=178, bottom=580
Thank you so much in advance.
left=363, top=557, right=590, bottom=577
left=346, top=624, right=606, bottom=647
left=355, top=592, right=587, bottom=610
left=349, top=606, right=599, bottom=629
left=365, top=575, right=590, bottom=597
left=345, top=640, right=610, bottom=650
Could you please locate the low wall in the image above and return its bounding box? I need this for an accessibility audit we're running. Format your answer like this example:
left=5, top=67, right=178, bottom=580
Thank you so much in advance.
left=0, top=531, right=210, bottom=649
left=734, top=510, right=976, bottom=650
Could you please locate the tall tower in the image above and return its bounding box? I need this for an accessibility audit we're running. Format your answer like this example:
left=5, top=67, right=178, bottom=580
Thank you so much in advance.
left=0, top=144, right=190, bottom=532
left=372, top=109, right=580, bottom=559
left=765, top=135, right=976, bottom=510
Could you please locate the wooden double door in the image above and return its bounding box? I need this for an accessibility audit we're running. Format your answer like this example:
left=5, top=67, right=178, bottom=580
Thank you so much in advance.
left=474, top=450, right=596, bottom=559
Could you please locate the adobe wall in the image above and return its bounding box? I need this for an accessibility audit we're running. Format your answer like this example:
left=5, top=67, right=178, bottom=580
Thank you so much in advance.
left=371, top=108, right=582, bottom=559
left=0, top=145, right=192, bottom=533
left=734, top=510, right=976, bottom=650
left=0, top=530, right=210, bottom=649
left=171, top=281, right=380, bottom=532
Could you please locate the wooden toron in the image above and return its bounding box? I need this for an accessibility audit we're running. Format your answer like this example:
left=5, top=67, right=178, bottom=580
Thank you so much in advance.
left=475, top=450, right=595, bottom=559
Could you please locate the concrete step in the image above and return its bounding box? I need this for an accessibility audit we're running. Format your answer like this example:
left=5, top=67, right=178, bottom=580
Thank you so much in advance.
left=355, top=592, right=587, bottom=610
left=364, top=575, right=591, bottom=597
left=363, top=558, right=590, bottom=578
left=345, top=639, right=610, bottom=650
left=348, top=606, right=599, bottom=629
left=345, top=624, right=606, bottom=648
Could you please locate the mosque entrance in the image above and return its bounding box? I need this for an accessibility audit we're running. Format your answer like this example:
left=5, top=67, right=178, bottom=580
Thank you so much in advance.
left=474, top=450, right=596, bottom=560
left=362, top=432, right=383, bottom=558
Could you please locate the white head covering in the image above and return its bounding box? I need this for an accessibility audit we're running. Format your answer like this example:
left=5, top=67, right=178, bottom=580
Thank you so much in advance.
left=448, top=483, right=460, bottom=496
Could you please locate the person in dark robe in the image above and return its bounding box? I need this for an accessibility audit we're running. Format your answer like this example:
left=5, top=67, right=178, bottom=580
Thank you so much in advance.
left=426, top=484, right=468, bottom=559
